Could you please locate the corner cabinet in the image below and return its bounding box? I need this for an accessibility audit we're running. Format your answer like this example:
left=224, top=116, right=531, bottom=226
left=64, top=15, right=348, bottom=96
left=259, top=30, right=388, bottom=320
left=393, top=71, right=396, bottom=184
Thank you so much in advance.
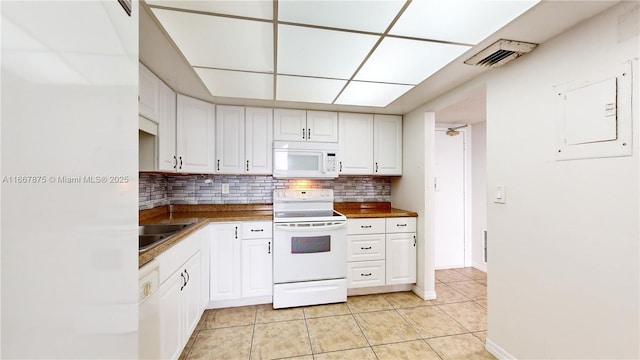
left=209, top=221, right=273, bottom=307
left=176, top=95, right=216, bottom=173
left=216, top=106, right=273, bottom=175
left=338, top=113, right=402, bottom=176
left=274, top=109, right=338, bottom=142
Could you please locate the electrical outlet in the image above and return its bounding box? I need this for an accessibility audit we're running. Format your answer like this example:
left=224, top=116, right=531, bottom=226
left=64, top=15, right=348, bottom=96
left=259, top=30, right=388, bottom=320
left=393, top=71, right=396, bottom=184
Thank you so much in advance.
left=221, top=183, right=229, bottom=194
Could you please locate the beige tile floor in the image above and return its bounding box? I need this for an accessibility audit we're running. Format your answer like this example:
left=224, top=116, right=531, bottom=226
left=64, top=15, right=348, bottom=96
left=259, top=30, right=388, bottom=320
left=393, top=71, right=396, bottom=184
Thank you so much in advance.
left=180, top=267, right=494, bottom=360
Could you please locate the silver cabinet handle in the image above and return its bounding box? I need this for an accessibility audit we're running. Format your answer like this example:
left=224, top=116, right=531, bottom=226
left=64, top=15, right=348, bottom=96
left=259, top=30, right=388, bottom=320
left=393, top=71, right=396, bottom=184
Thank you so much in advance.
left=180, top=272, right=186, bottom=291
left=217, top=159, right=220, bottom=171
left=339, top=162, right=342, bottom=172
left=361, top=273, right=372, bottom=277
left=179, top=157, right=183, bottom=169
left=375, top=162, right=379, bottom=173
left=397, top=224, right=407, bottom=227
left=268, top=241, right=271, bottom=254
left=302, top=128, right=305, bottom=139
left=361, top=225, right=372, bottom=229
left=234, top=226, right=238, bottom=239
left=413, top=235, right=416, bottom=247
left=173, top=156, right=177, bottom=169
left=361, top=246, right=372, bottom=250
left=251, top=229, right=264, bottom=232
left=307, top=128, right=311, bottom=140
left=246, top=160, right=249, bottom=172
left=184, top=269, right=190, bottom=285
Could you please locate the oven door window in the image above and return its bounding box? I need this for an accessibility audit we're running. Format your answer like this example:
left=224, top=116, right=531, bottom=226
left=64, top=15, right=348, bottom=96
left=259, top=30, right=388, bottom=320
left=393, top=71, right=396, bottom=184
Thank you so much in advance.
left=291, top=235, right=330, bottom=254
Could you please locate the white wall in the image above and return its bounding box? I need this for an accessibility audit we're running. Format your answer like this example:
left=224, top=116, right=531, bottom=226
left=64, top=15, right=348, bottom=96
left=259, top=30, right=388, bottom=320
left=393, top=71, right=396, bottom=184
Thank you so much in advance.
left=471, top=122, right=487, bottom=271
left=1, top=1, right=139, bottom=358
left=485, top=3, right=638, bottom=358
left=391, top=112, right=436, bottom=299
left=400, top=2, right=639, bottom=358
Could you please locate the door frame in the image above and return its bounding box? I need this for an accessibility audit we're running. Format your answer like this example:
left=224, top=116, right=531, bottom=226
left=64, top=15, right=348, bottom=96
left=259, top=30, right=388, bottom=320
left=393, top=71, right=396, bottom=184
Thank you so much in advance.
left=434, top=123, right=472, bottom=268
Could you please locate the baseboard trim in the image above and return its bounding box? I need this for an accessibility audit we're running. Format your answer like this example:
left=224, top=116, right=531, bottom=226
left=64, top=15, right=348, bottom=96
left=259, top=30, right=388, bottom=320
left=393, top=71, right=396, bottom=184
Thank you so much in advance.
left=207, top=295, right=272, bottom=309
left=411, top=285, right=436, bottom=300
left=347, top=284, right=412, bottom=296
left=485, top=338, right=516, bottom=360
left=473, top=262, right=488, bottom=272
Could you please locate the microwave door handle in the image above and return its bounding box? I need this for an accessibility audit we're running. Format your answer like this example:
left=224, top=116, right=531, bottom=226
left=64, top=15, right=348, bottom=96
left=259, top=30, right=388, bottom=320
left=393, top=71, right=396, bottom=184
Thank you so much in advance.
left=322, top=153, right=326, bottom=174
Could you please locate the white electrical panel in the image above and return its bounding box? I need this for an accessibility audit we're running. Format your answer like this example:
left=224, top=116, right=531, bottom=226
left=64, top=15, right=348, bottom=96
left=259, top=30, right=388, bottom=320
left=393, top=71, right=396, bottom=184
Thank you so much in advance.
left=555, top=61, right=633, bottom=161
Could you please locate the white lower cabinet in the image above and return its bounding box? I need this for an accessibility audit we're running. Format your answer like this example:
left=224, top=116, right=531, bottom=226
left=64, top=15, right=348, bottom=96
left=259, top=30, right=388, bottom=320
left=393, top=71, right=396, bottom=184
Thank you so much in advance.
left=209, top=223, right=241, bottom=301
left=156, top=229, right=203, bottom=360
left=209, top=221, right=273, bottom=306
left=347, top=217, right=416, bottom=289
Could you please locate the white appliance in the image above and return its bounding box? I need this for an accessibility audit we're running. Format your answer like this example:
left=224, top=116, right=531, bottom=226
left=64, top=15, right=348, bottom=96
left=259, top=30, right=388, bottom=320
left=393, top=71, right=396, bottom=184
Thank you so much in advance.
left=273, top=141, right=339, bottom=179
left=138, top=260, right=160, bottom=360
left=272, top=189, right=347, bottom=308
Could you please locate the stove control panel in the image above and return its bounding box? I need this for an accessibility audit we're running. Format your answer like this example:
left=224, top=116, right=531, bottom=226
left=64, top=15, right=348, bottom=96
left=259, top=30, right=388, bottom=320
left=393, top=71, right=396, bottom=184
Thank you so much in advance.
left=273, top=189, right=334, bottom=202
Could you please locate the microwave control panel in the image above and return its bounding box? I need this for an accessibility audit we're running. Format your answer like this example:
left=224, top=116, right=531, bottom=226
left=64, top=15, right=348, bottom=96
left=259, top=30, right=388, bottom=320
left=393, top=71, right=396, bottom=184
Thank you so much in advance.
left=326, top=153, right=336, bottom=172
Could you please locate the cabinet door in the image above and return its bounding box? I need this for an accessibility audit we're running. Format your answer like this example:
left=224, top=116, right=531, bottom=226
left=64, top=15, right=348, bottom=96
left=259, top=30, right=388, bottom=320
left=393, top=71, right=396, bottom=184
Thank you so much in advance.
left=245, top=107, right=273, bottom=174
left=338, top=113, right=374, bottom=174
left=158, top=270, right=184, bottom=360
left=273, top=108, right=306, bottom=141
left=385, top=233, right=416, bottom=285
left=373, top=115, right=402, bottom=175
left=182, top=253, right=201, bottom=342
left=216, top=105, right=245, bottom=174
left=139, top=63, right=160, bottom=122
left=209, top=223, right=241, bottom=301
left=307, top=111, right=338, bottom=142
left=176, top=95, right=216, bottom=173
left=241, top=238, right=273, bottom=297
left=158, top=81, right=177, bottom=171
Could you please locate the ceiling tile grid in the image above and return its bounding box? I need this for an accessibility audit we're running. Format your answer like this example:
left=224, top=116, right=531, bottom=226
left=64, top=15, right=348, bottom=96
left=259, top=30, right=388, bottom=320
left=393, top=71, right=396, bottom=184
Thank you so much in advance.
left=146, top=0, right=540, bottom=108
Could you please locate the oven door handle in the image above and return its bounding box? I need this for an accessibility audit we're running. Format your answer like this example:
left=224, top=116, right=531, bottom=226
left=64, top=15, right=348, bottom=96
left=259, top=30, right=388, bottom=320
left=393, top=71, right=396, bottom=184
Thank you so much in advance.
left=274, top=222, right=346, bottom=231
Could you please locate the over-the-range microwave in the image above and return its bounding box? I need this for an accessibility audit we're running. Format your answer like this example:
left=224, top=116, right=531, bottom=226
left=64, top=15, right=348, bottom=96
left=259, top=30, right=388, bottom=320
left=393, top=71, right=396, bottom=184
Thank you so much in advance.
left=273, top=141, right=338, bottom=179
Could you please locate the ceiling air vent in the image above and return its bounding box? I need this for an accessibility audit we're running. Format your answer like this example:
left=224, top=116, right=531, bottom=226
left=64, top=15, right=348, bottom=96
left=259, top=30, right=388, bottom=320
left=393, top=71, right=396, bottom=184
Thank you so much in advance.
left=464, top=39, right=538, bottom=68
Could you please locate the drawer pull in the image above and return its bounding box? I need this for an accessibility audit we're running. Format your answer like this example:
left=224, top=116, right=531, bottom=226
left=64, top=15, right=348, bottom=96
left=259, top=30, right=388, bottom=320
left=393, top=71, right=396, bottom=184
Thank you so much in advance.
left=251, top=229, right=264, bottom=232
left=361, top=225, right=372, bottom=229
left=361, top=273, right=372, bottom=277
left=360, top=246, right=372, bottom=250
left=396, top=223, right=407, bottom=227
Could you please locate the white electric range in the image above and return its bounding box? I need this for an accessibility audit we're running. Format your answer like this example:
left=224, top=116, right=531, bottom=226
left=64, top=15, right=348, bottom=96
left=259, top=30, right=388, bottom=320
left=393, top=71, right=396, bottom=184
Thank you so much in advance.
left=272, top=189, right=347, bottom=309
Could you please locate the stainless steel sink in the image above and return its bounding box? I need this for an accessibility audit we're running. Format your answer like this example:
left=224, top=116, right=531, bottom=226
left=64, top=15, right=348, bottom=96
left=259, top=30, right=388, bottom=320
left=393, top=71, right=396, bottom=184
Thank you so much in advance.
left=138, top=223, right=192, bottom=236
left=138, top=223, right=194, bottom=252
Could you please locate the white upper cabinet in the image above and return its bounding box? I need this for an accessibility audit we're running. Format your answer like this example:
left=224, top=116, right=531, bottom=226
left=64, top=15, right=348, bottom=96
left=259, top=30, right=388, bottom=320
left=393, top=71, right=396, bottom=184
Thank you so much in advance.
left=274, top=109, right=337, bottom=142
left=306, top=111, right=338, bottom=142
left=373, top=115, right=403, bottom=175
left=338, top=113, right=374, bottom=175
left=157, top=81, right=177, bottom=172
left=139, top=63, right=160, bottom=122
left=216, top=105, right=245, bottom=174
left=176, top=95, right=216, bottom=173
left=245, top=107, right=273, bottom=174
left=216, top=106, right=273, bottom=174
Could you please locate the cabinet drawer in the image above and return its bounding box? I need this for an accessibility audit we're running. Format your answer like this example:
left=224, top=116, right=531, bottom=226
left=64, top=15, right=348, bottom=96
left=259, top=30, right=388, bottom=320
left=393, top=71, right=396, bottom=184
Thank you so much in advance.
left=241, top=221, right=272, bottom=239
left=156, top=229, right=201, bottom=285
left=347, top=218, right=385, bottom=235
left=385, top=217, right=416, bottom=233
left=347, top=234, right=385, bottom=262
left=347, top=261, right=385, bottom=288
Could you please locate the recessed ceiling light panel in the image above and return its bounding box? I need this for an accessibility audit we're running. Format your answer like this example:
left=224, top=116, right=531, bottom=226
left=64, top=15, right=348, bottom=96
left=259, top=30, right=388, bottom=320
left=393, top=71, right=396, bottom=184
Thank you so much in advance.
left=278, top=25, right=378, bottom=79
left=195, top=68, right=273, bottom=100
left=355, top=37, right=470, bottom=85
left=151, top=8, right=273, bottom=72
left=146, top=0, right=273, bottom=20
left=277, top=75, right=346, bottom=104
left=278, top=0, right=405, bottom=33
left=336, top=81, right=413, bottom=107
left=390, top=0, right=540, bottom=44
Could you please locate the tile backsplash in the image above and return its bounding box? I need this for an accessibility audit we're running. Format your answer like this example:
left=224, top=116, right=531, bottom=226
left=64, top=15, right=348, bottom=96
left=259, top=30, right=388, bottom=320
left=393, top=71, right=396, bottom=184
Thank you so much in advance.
left=139, top=173, right=391, bottom=210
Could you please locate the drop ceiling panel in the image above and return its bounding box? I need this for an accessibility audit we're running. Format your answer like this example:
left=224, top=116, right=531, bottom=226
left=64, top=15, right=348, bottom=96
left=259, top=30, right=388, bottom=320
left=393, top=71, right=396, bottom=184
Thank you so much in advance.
left=278, top=0, right=404, bottom=33
left=276, top=75, right=346, bottom=104
left=151, top=8, right=273, bottom=72
left=196, top=68, right=273, bottom=100
left=277, top=25, right=378, bottom=79
left=355, top=37, right=470, bottom=85
left=146, top=0, right=273, bottom=19
left=336, top=81, right=413, bottom=107
left=390, top=0, right=540, bottom=44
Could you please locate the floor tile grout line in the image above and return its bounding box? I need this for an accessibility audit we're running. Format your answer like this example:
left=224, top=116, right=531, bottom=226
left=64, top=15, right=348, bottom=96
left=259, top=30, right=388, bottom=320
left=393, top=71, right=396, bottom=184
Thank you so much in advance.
left=435, top=301, right=486, bottom=334
left=248, top=307, right=258, bottom=360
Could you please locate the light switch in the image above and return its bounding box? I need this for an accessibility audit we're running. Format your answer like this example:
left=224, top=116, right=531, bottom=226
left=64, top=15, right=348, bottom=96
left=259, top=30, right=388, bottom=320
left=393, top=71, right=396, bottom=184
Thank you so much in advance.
left=494, top=185, right=506, bottom=204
